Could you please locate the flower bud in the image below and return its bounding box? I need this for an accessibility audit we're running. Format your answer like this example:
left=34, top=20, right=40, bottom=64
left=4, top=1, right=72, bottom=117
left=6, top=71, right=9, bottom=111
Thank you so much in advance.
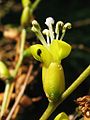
left=42, top=63, right=65, bottom=102
left=0, top=61, right=10, bottom=81
left=22, top=0, right=31, bottom=8
left=21, top=6, right=31, bottom=27
left=54, top=112, right=69, bottom=120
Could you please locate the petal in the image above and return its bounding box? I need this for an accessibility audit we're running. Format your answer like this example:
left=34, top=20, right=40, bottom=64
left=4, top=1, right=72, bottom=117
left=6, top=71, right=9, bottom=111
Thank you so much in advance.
left=24, top=44, right=53, bottom=67
left=49, top=40, right=61, bottom=62
left=58, top=40, right=71, bottom=60
left=50, top=40, right=71, bottom=62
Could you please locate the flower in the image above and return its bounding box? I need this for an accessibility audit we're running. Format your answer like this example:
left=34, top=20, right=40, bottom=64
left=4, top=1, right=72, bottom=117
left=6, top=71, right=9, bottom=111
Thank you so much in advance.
left=30, top=17, right=72, bottom=65
left=24, top=17, right=72, bottom=102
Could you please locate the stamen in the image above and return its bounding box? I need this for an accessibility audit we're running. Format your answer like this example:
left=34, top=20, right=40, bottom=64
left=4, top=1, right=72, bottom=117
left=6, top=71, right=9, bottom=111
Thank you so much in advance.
left=31, top=20, right=47, bottom=47
left=45, top=17, right=55, bottom=41
left=60, top=22, right=71, bottom=40
left=42, top=29, right=50, bottom=45
left=55, top=21, right=64, bottom=40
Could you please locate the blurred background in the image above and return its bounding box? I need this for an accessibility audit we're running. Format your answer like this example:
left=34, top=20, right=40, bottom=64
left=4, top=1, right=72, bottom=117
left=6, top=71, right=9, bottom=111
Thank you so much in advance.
left=0, top=0, right=90, bottom=120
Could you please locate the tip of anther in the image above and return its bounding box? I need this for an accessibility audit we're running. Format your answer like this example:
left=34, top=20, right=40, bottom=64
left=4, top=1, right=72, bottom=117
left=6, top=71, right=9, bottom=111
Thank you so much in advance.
left=45, top=17, right=54, bottom=26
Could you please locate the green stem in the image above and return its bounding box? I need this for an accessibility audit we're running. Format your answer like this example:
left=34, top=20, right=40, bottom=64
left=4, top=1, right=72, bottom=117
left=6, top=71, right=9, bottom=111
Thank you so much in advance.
left=0, top=82, right=11, bottom=119
left=6, top=64, right=33, bottom=120
left=12, top=29, right=26, bottom=77
left=60, top=65, right=90, bottom=102
left=40, top=102, right=58, bottom=120
left=40, top=65, right=90, bottom=120
left=30, top=0, right=42, bottom=13
left=0, top=29, right=26, bottom=119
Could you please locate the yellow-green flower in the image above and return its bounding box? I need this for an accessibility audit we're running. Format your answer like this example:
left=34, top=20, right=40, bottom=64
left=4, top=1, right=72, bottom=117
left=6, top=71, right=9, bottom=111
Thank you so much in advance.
left=24, top=17, right=72, bottom=102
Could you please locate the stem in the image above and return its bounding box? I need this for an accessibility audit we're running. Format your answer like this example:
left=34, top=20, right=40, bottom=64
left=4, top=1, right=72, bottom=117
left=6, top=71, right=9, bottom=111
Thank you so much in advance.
left=40, top=65, right=90, bottom=120
left=5, top=82, right=15, bottom=110
left=0, top=29, right=26, bottom=119
left=60, top=65, right=90, bottom=102
left=30, top=0, right=42, bottom=13
left=12, top=29, right=26, bottom=78
left=0, top=82, right=11, bottom=118
left=6, top=64, right=33, bottom=120
left=40, top=102, right=58, bottom=120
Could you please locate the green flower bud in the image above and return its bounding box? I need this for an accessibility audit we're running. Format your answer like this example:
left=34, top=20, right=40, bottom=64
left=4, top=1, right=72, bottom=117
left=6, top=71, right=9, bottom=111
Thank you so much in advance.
left=54, top=112, right=69, bottom=120
left=21, top=6, right=31, bottom=27
left=22, top=0, right=31, bottom=8
left=42, top=63, right=65, bottom=102
left=0, top=61, right=10, bottom=80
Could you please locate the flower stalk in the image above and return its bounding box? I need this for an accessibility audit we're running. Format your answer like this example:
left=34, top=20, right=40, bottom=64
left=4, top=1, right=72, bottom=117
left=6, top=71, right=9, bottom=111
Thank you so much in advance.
left=30, top=0, right=42, bottom=14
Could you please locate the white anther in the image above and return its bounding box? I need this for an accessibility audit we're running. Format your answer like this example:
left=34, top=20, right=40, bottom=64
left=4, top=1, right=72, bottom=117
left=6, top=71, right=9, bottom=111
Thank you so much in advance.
left=60, top=22, right=72, bottom=40
left=55, top=21, right=64, bottom=39
left=43, top=29, right=50, bottom=45
left=45, top=17, right=54, bottom=26
left=45, top=17, right=55, bottom=41
left=32, top=20, right=41, bottom=31
left=31, top=20, right=47, bottom=47
left=62, top=22, right=71, bottom=33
